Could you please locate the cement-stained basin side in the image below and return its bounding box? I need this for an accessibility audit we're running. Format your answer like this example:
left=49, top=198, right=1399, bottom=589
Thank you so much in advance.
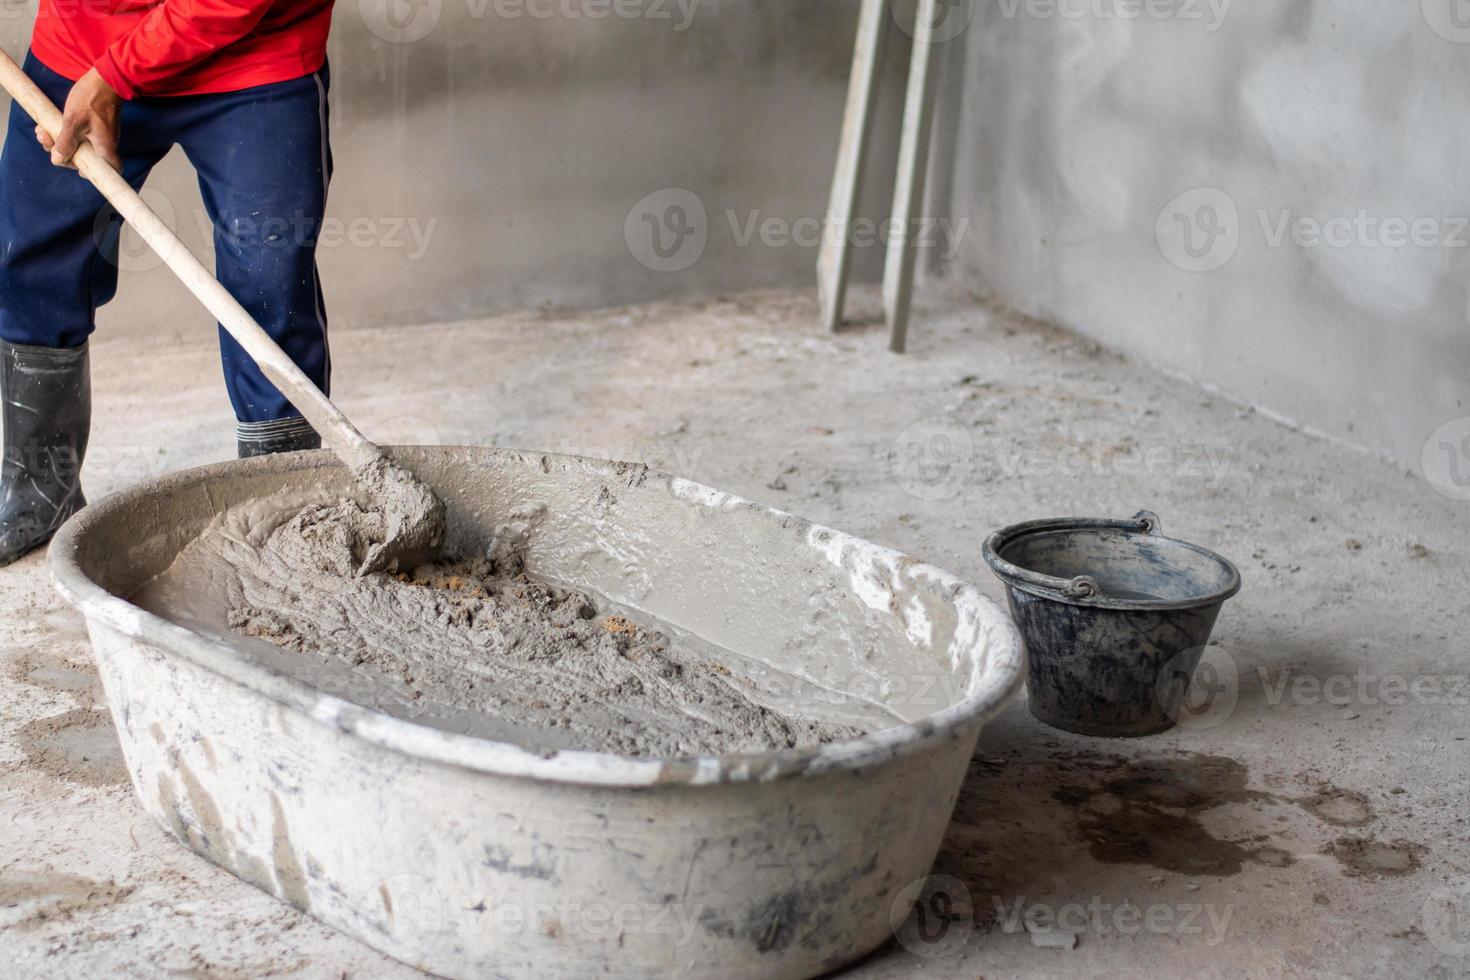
left=48, top=448, right=1024, bottom=979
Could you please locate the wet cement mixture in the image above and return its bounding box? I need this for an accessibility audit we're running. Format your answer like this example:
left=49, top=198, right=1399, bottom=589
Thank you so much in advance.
left=133, top=492, right=862, bottom=758
left=347, top=454, right=446, bottom=575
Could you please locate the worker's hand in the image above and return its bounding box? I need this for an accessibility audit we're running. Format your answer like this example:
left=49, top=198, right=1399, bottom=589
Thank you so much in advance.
left=36, top=68, right=122, bottom=172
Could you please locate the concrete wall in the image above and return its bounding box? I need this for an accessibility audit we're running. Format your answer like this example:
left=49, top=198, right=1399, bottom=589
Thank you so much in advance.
left=1, top=1, right=912, bottom=343
left=941, top=0, right=1470, bottom=472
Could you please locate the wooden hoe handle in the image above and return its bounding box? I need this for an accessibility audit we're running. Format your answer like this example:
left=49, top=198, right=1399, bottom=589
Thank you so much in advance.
left=0, top=48, right=380, bottom=469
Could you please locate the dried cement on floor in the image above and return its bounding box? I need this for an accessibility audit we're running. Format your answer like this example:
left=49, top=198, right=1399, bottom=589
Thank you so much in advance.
left=131, top=490, right=860, bottom=757
left=3, top=288, right=1466, bottom=979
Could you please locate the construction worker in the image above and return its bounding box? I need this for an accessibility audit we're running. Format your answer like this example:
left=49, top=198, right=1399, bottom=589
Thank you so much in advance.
left=0, top=0, right=337, bottom=566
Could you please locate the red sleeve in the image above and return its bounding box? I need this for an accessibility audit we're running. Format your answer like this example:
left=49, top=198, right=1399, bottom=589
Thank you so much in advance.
left=93, top=0, right=279, bottom=99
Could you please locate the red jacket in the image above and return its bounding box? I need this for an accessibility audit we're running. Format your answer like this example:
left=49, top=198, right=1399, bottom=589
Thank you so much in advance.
left=31, top=0, right=334, bottom=100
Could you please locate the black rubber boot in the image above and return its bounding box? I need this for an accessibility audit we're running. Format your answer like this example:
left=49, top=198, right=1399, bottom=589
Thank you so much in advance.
left=0, top=339, right=90, bottom=567
left=237, top=416, right=321, bottom=458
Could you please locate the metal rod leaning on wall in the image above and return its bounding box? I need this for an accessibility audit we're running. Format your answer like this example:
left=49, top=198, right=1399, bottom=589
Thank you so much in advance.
left=818, top=0, right=889, bottom=333
left=884, top=0, right=941, bottom=353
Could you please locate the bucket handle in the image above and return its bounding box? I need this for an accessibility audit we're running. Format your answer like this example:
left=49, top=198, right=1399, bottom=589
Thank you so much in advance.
left=1132, top=510, right=1162, bottom=535
left=982, top=510, right=1162, bottom=600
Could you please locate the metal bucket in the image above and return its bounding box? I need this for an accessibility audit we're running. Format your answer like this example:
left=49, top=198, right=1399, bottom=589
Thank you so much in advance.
left=981, top=511, right=1240, bottom=738
left=49, top=447, right=1025, bottom=979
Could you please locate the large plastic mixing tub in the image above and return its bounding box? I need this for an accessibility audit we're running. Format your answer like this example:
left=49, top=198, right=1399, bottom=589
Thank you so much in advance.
left=49, top=448, right=1023, bottom=979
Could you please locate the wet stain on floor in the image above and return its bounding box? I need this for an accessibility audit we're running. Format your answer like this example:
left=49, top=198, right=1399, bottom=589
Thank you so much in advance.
left=1051, top=754, right=1277, bottom=877
left=0, top=871, right=134, bottom=930
left=943, top=748, right=1427, bottom=891
left=6, top=647, right=102, bottom=701
left=15, top=708, right=127, bottom=787
left=1324, top=837, right=1426, bottom=877
left=1299, top=787, right=1376, bottom=828
left=38, top=607, right=90, bottom=638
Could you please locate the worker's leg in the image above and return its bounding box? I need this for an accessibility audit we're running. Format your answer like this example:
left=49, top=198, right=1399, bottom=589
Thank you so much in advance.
left=0, top=53, right=170, bottom=566
left=175, top=68, right=332, bottom=458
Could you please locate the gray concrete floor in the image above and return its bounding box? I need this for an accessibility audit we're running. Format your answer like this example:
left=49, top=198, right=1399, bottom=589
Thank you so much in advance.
left=3, top=289, right=1466, bottom=978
